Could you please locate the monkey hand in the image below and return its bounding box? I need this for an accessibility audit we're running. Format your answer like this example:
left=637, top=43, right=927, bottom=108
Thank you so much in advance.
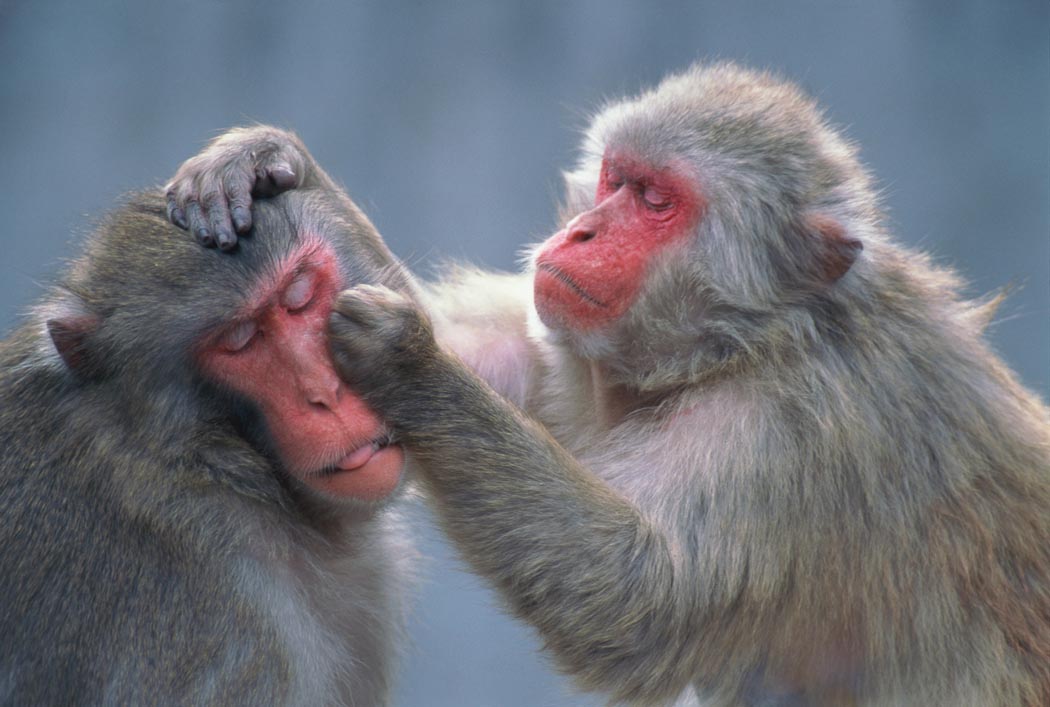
left=328, top=285, right=441, bottom=411
left=165, top=126, right=309, bottom=250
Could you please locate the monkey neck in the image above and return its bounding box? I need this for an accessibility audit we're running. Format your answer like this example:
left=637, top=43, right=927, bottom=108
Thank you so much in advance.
left=587, top=360, right=647, bottom=429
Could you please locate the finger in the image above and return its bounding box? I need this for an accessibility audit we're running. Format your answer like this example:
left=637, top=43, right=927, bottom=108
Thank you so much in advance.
left=223, top=171, right=254, bottom=234
left=185, top=201, right=214, bottom=248
left=252, top=162, right=296, bottom=198
left=332, top=293, right=380, bottom=328
left=268, top=163, right=297, bottom=190
left=201, top=188, right=236, bottom=251
left=165, top=195, right=188, bottom=230
left=328, top=316, right=371, bottom=370
left=209, top=206, right=237, bottom=251
left=358, top=284, right=407, bottom=308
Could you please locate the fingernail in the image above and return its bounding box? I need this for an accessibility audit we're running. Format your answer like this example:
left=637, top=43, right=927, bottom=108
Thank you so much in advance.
left=270, top=165, right=296, bottom=188
left=232, top=207, right=250, bottom=232
left=197, top=229, right=215, bottom=247
left=217, top=232, right=236, bottom=251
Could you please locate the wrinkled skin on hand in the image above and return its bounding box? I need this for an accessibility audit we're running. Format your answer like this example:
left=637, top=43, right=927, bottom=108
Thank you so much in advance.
left=164, top=127, right=310, bottom=250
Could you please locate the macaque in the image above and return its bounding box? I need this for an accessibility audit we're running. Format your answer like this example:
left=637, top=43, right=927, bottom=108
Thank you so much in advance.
left=0, top=187, right=417, bottom=704
left=166, top=63, right=1050, bottom=706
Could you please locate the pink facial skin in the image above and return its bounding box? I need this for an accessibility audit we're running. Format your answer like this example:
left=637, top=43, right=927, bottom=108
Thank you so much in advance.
left=533, top=151, right=704, bottom=332
left=197, top=242, right=404, bottom=503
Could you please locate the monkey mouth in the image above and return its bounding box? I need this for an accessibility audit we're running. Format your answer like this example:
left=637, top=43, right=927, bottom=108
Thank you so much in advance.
left=537, top=263, right=607, bottom=308
left=314, top=433, right=395, bottom=477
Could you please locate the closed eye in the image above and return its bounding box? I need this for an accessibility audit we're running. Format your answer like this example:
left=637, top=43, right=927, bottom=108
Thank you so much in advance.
left=282, top=271, right=317, bottom=313
left=641, top=185, right=672, bottom=210
left=221, top=319, right=259, bottom=353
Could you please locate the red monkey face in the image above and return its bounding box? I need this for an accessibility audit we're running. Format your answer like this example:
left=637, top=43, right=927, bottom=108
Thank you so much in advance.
left=197, top=242, right=405, bottom=503
left=533, top=152, right=703, bottom=332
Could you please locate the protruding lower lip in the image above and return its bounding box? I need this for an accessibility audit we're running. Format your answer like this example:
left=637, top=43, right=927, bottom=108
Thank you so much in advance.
left=314, top=433, right=394, bottom=477
left=537, top=263, right=607, bottom=308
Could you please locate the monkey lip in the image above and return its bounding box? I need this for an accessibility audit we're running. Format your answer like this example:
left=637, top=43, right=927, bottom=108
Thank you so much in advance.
left=325, top=434, right=394, bottom=474
left=303, top=433, right=405, bottom=502
left=536, top=263, right=607, bottom=308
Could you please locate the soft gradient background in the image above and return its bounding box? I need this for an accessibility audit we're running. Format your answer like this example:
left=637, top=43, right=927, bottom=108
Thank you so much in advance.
left=1, top=2, right=1047, bottom=705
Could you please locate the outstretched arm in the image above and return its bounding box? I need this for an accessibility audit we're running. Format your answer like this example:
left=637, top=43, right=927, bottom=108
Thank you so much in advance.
left=328, top=285, right=697, bottom=705
left=165, top=125, right=340, bottom=250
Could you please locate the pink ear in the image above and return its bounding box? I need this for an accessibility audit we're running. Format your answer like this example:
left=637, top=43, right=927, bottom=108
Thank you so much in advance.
left=47, top=314, right=100, bottom=375
left=807, top=213, right=862, bottom=282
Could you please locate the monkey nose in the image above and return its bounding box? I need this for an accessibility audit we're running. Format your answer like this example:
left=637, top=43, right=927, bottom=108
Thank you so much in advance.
left=571, top=229, right=596, bottom=245
left=301, top=370, right=342, bottom=411
left=307, top=387, right=341, bottom=411
left=564, top=210, right=602, bottom=243
left=566, top=223, right=596, bottom=243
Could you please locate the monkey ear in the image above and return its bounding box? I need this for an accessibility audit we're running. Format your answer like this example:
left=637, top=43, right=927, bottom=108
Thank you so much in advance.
left=47, top=312, right=102, bottom=377
left=805, top=213, right=863, bottom=282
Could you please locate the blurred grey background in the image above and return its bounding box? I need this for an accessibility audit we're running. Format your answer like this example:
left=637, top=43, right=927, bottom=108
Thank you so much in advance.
left=1, top=1, right=1047, bottom=705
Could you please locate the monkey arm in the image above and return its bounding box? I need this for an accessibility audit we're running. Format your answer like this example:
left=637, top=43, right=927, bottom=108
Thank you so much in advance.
left=166, top=125, right=339, bottom=250
left=329, top=286, right=699, bottom=704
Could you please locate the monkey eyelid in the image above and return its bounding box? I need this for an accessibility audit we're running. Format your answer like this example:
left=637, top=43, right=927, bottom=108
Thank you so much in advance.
left=219, top=319, right=260, bottom=353
left=641, top=185, right=673, bottom=210
left=281, top=270, right=317, bottom=312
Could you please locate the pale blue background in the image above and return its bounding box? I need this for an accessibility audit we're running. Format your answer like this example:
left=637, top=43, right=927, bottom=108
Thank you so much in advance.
left=1, top=2, right=1047, bottom=705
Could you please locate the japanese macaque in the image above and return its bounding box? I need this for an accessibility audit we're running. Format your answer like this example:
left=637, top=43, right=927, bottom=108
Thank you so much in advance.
left=166, top=63, right=1050, bottom=706
left=0, top=187, right=417, bottom=704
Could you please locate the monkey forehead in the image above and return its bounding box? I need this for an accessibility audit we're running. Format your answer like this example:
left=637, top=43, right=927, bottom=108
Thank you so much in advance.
left=260, top=191, right=403, bottom=287
left=599, top=149, right=701, bottom=193
left=226, top=239, right=340, bottom=322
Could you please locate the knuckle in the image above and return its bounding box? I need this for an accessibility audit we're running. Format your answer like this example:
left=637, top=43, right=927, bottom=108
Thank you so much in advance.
left=168, top=182, right=192, bottom=205
left=222, top=166, right=253, bottom=193
left=200, top=189, right=225, bottom=211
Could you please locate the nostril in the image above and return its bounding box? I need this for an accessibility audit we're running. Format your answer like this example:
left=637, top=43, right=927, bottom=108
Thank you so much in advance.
left=303, top=375, right=342, bottom=411
left=306, top=390, right=338, bottom=411
left=569, top=228, right=595, bottom=243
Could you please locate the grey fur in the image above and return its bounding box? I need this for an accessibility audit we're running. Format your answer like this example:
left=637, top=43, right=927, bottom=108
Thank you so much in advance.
left=328, top=64, right=1050, bottom=706
left=0, top=189, right=416, bottom=705
left=162, top=65, right=1050, bottom=706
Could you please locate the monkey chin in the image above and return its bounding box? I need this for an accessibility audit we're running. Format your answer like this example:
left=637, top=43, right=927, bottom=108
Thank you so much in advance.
left=530, top=282, right=618, bottom=362
left=533, top=265, right=613, bottom=329
left=301, top=440, right=406, bottom=504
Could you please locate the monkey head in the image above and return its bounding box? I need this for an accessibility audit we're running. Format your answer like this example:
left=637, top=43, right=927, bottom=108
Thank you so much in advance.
left=532, top=63, right=868, bottom=388
left=45, top=190, right=414, bottom=505
left=533, top=151, right=704, bottom=332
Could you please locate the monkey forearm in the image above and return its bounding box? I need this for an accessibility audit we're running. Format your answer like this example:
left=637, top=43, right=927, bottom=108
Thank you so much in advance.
left=375, top=352, right=688, bottom=697
left=330, top=286, right=700, bottom=701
